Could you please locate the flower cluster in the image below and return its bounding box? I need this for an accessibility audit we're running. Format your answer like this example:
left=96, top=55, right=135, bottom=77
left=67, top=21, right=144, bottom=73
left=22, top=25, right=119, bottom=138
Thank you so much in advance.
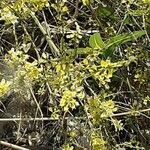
left=60, top=90, right=79, bottom=112
left=87, top=97, right=117, bottom=124
left=0, top=79, right=11, bottom=97
left=0, top=0, right=49, bottom=24
left=91, top=132, right=107, bottom=150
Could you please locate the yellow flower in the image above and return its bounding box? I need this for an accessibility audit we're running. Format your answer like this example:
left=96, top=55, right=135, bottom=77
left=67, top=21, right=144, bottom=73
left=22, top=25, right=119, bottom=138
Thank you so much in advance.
left=0, top=7, right=18, bottom=24
left=62, top=144, right=74, bottom=150
left=82, top=0, right=93, bottom=6
left=62, top=6, right=68, bottom=12
left=24, top=61, right=41, bottom=81
left=100, top=100, right=117, bottom=117
left=91, top=132, right=107, bottom=150
left=60, top=90, right=78, bottom=112
left=0, top=79, right=11, bottom=97
left=142, top=0, right=150, bottom=4
left=100, top=60, right=112, bottom=68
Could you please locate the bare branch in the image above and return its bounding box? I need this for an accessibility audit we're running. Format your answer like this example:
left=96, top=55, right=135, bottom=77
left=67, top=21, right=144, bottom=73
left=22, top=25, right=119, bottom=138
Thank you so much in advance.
left=0, top=141, right=29, bottom=150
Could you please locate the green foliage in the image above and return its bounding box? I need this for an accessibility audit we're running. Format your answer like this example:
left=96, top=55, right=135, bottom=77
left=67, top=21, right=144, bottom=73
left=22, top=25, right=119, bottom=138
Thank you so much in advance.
left=0, top=0, right=150, bottom=149
left=67, top=30, right=145, bottom=58
left=89, top=33, right=105, bottom=50
left=103, top=30, right=146, bottom=58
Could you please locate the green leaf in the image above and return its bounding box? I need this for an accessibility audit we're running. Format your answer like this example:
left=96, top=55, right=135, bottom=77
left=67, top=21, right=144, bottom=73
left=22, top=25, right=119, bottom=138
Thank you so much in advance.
left=89, top=33, right=105, bottom=50
left=102, top=30, right=146, bottom=58
left=97, top=6, right=114, bottom=17
left=106, top=30, right=145, bottom=48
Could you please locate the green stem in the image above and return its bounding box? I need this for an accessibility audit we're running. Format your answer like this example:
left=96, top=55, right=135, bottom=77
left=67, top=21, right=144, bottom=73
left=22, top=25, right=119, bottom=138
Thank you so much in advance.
left=30, top=12, right=60, bottom=57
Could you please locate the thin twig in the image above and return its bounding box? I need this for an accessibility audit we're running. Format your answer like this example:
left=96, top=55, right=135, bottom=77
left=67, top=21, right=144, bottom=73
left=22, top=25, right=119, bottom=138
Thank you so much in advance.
left=13, top=24, right=18, bottom=46
left=0, top=107, right=150, bottom=122
left=72, top=0, right=79, bottom=20
left=0, top=24, right=100, bottom=35
left=21, top=22, right=41, bottom=60
left=0, top=141, right=29, bottom=150
left=29, top=87, right=43, bottom=120
left=0, top=117, right=61, bottom=122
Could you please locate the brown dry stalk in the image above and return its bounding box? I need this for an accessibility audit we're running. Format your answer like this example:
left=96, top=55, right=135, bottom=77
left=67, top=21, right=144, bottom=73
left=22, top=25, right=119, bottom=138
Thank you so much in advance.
left=0, top=141, right=29, bottom=150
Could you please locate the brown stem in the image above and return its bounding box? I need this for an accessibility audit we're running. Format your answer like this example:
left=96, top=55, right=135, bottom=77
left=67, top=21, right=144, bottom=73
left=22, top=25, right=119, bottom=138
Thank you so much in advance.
left=0, top=141, right=29, bottom=150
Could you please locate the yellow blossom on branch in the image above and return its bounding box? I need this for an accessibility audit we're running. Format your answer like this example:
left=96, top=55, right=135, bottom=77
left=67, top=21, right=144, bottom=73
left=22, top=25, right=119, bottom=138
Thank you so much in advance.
left=0, top=79, right=11, bottom=97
